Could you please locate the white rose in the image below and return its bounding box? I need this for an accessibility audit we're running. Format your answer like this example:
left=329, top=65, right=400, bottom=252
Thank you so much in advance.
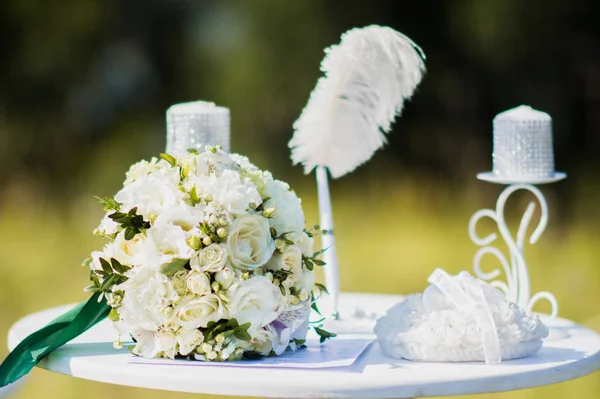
left=157, top=329, right=178, bottom=359
left=170, top=269, right=189, bottom=296
left=112, top=231, right=150, bottom=267
left=264, top=179, right=305, bottom=235
left=186, top=271, right=212, bottom=296
left=177, top=328, right=204, bottom=356
left=175, top=294, right=226, bottom=329
left=215, top=267, right=236, bottom=290
left=228, top=276, right=282, bottom=333
left=190, top=244, right=228, bottom=273
left=227, top=214, right=274, bottom=270
left=147, top=222, right=195, bottom=264
left=192, top=170, right=261, bottom=215
left=265, top=246, right=303, bottom=282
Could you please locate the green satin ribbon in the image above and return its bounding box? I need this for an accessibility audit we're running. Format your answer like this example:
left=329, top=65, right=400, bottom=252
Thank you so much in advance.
left=0, top=293, right=110, bottom=387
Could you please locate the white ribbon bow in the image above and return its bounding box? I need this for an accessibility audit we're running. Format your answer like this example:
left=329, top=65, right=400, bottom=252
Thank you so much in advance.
left=427, top=268, right=501, bottom=365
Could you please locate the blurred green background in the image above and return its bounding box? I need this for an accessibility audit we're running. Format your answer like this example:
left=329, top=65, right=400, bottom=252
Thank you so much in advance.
left=1, top=0, right=599, bottom=398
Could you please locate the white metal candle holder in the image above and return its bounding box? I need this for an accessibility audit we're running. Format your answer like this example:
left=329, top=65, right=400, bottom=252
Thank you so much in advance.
left=469, top=105, right=565, bottom=320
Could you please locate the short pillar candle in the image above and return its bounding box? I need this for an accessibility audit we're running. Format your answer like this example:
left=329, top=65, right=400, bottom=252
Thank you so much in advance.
left=166, top=101, right=231, bottom=156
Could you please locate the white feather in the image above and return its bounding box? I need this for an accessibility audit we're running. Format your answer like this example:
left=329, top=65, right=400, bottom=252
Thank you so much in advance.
left=289, top=25, right=426, bottom=178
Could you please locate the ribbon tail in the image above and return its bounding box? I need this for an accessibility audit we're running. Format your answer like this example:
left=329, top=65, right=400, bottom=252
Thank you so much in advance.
left=0, top=293, right=110, bottom=387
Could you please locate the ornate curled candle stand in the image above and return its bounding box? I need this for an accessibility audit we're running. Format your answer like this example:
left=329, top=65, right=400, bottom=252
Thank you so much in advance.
left=468, top=184, right=558, bottom=319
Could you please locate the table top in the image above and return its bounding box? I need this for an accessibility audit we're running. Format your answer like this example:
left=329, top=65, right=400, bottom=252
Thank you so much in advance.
left=7, top=292, right=600, bottom=398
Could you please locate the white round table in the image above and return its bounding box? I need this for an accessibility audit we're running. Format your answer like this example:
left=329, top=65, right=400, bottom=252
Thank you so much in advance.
left=7, top=293, right=600, bottom=398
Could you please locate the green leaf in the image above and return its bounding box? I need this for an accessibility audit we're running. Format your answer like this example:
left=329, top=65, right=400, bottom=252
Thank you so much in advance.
left=310, top=291, right=322, bottom=315
left=187, top=148, right=199, bottom=155
left=99, top=258, right=112, bottom=274
left=312, top=248, right=328, bottom=258
left=237, top=322, right=251, bottom=331
left=304, top=260, right=314, bottom=271
left=189, top=186, right=200, bottom=205
left=95, top=270, right=109, bottom=278
left=108, top=308, right=120, bottom=322
left=110, top=258, right=130, bottom=274
left=311, top=301, right=322, bottom=316
left=91, top=274, right=101, bottom=288
left=159, top=258, right=189, bottom=276
left=99, top=274, right=118, bottom=292
left=108, top=212, right=128, bottom=222
left=160, top=153, right=177, bottom=167
left=233, top=327, right=252, bottom=341
left=95, top=196, right=121, bottom=212
left=81, top=257, right=92, bottom=268
left=124, top=227, right=137, bottom=241
left=114, top=275, right=128, bottom=285
left=225, top=318, right=239, bottom=329
left=314, top=326, right=337, bottom=343
left=199, top=222, right=211, bottom=236
left=206, top=329, right=215, bottom=341
left=314, top=283, right=329, bottom=295
left=312, top=259, right=326, bottom=266
left=83, top=285, right=99, bottom=293
left=242, top=351, right=264, bottom=360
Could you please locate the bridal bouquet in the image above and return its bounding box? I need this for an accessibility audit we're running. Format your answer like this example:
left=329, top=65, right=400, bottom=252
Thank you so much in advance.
left=83, top=146, right=333, bottom=361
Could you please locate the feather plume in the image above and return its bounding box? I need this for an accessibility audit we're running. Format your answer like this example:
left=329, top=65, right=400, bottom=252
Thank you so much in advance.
left=289, top=25, right=425, bottom=178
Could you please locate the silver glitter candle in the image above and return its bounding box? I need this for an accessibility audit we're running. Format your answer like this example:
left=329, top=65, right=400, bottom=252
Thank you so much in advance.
left=478, top=105, right=565, bottom=184
left=166, top=101, right=230, bottom=156
left=493, top=105, right=553, bottom=180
